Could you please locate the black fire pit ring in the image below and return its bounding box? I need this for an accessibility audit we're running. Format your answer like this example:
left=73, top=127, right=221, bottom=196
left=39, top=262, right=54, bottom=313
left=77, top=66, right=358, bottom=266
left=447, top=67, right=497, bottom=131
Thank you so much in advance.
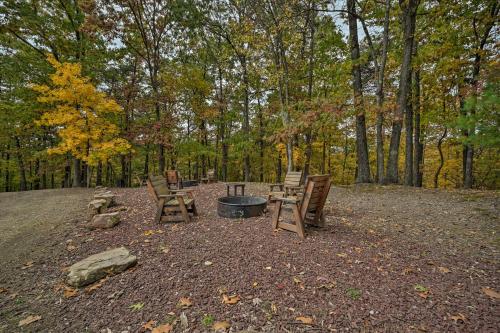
left=217, top=196, right=267, bottom=218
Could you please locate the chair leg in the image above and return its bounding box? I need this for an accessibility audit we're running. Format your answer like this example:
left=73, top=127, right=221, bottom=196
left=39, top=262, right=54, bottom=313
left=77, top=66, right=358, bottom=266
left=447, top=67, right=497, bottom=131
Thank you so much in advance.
left=156, top=199, right=165, bottom=223
left=191, top=202, right=198, bottom=216
left=177, top=197, right=190, bottom=223
left=291, top=203, right=305, bottom=239
left=272, top=200, right=282, bottom=230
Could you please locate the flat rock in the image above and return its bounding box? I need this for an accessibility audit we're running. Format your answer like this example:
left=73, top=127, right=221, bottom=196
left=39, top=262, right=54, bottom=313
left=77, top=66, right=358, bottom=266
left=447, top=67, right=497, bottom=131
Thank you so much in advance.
left=88, top=199, right=108, bottom=216
left=93, top=192, right=115, bottom=207
left=86, top=212, right=120, bottom=230
left=67, top=247, right=137, bottom=287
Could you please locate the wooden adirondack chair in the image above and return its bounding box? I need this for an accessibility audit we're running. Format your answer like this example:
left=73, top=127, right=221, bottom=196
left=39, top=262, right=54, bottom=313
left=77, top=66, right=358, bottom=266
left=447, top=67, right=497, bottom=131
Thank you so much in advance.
left=271, top=175, right=331, bottom=238
left=165, top=170, right=182, bottom=189
left=147, top=175, right=197, bottom=223
left=201, top=169, right=217, bottom=184
left=268, top=171, right=304, bottom=203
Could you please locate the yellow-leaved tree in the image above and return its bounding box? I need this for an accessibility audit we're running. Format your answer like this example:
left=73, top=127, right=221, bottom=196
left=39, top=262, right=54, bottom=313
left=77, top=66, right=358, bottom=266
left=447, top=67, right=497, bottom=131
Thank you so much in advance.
left=33, top=55, right=130, bottom=166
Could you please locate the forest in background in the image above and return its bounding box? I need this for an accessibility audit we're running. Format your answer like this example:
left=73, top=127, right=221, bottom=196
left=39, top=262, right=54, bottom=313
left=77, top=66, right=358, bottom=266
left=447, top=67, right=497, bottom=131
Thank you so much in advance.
left=0, top=0, right=498, bottom=192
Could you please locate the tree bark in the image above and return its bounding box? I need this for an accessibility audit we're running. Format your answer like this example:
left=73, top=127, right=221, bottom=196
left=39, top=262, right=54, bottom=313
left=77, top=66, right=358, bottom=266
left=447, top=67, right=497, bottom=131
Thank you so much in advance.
left=413, top=66, right=423, bottom=187
left=347, top=0, right=371, bottom=183
left=4, top=146, right=10, bottom=192
left=434, top=127, right=447, bottom=188
left=386, top=0, right=419, bottom=184
left=72, top=158, right=81, bottom=187
left=303, top=0, right=316, bottom=179
left=15, top=137, right=27, bottom=191
left=376, top=0, right=391, bottom=184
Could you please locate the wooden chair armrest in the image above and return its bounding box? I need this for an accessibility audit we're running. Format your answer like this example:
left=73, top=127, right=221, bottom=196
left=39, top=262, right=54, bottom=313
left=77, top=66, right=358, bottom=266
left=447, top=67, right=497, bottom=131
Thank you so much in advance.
left=171, top=189, right=192, bottom=193
left=158, top=194, right=177, bottom=199
left=269, top=183, right=284, bottom=191
left=275, top=196, right=300, bottom=204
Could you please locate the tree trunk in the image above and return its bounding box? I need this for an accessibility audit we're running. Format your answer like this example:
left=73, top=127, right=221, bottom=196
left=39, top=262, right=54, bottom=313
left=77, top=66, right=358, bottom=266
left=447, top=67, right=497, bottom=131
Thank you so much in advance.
left=73, top=158, right=81, bottom=187
left=4, top=146, right=10, bottom=192
left=347, top=0, right=371, bottom=183
left=413, top=66, right=423, bottom=187
left=257, top=94, right=265, bottom=182
left=434, top=127, right=447, bottom=188
left=241, top=55, right=251, bottom=182
left=303, top=1, right=316, bottom=179
left=96, top=161, right=103, bottom=186
left=143, top=145, right=149, bottom=178
left=64, top=155, right=71, bottom=188
left=386, top=0, right=419, bottom=184
left=376, top=0, right=391, bottom=184
left=404, top=72, right=414, bottom=186
left=15, top=137, right=27, bottom=191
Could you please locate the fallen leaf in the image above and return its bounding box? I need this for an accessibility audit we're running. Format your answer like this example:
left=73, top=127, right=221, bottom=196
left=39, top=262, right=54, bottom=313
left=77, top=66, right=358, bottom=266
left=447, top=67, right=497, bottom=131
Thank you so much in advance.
left=85, top=277, right=107, bottom=293
left=21, top=261, right=34, bottom=270
left=336, top=253, right=347, bottom=258
left=296, top=316, right=313, bottom=325
left=212, top=321, right=230, bottom=331
left=481, top=287, right=500, bottom=299
left=271, top=302, right=278, bottom=313
left=293, top=277, right=302, bottom=284
left=142, top=320, right=156, bottom=330
left=0, top=287, right=7, bottom=293
left=252, top=282, right=258, bottom=288
left=144, top=230, right=155, bottom=236
left=438, top=267, right=451, bottom=274
left=418, top=291, right=430, bottom=299
left=265, top=266, right=272, bottom=270
left=177, top=297, right=193, bottom=308
left=63, top=287, right=78, bottom=298
left=66, top=244, right=77, bottom=251
left=222, top=294, right=240, bottom=305
left=204, top=261, right=213, bottom=266
left=449, top=313, right=467, bottom=323
left=129, top=302, right=144, bottom=311
left=151, top=324, right=173, bottom=333
left=18, top=315, right=42, bottom=326
left=414, top=284, right=428, bottom=292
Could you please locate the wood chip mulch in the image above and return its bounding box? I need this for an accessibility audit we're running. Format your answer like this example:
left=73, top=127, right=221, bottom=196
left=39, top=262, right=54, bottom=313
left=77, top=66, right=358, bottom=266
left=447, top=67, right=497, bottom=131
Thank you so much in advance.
left=0, top=183, right=498, bottom=332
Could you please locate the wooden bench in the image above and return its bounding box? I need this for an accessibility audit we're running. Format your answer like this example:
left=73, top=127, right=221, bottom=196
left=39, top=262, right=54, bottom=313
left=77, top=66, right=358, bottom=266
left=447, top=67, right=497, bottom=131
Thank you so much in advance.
left=165, top=170, right=182, bottom=189
left=268, top=171, right=304, bottom=203
left=147, top=175, right=197, bottom=223
left=271, top=175, right=331, bottom=238
left=201, top=169, right=217, bottom=184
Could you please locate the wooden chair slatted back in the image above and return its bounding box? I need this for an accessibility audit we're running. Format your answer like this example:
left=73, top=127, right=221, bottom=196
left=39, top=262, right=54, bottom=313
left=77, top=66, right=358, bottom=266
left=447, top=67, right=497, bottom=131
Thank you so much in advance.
left=299, top=175, right=331, bottom=224
left=165, top=170, right=180, bottom=185
left=283, top=171, right=303, bottom=187
left=207, top=169, right=215, bottom=180
left=147, top=175, right=171, bottom=202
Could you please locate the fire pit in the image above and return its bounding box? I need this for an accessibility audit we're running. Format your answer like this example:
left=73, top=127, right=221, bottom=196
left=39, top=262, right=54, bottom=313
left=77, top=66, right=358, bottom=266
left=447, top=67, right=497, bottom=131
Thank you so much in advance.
left=217, top=196, right=267, bottom=218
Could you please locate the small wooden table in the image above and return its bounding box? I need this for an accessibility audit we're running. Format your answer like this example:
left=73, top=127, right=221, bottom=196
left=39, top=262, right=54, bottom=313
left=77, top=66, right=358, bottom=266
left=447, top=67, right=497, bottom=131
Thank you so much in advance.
left=225, top=182, right=245, bottom=196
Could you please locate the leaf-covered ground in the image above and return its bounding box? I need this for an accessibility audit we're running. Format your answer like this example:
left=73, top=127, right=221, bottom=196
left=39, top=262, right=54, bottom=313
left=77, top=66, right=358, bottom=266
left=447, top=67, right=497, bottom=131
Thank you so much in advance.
left=0, top=184, right=498, bottom=332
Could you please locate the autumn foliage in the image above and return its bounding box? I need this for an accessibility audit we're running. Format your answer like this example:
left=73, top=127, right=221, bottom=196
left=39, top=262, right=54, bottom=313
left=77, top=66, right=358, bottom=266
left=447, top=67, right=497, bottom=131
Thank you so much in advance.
left=33, top=55, right=130, bottom=166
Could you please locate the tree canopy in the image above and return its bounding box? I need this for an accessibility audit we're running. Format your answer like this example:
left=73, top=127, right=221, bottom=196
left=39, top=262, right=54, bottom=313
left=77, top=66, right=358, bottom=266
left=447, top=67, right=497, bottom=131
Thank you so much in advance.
left=0, top=0, right=498, bottom=191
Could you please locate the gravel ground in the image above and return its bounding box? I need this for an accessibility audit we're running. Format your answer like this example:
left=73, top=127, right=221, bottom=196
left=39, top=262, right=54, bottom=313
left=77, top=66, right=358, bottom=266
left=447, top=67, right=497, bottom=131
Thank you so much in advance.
left=0, top=183, right=498, bottom=333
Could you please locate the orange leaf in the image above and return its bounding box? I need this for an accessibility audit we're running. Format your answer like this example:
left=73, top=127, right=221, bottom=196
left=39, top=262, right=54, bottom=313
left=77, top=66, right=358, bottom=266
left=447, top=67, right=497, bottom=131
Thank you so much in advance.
left=63, top=287, right=78, bottom=298
left=85, top=277, right=107, bottom=293
left=449, top=313, right=467, bottom=323
left=177, top=297, right=193, bottom=308
left=0, top=287, right=7, bottom=293
left=296, top=316, right=313, bottom=325
left=142, top=320, right=156, bottom=330
left=151, top=324, right=173, bottom=333
left=213, top=321, right=231, bottom=331
left=481, top=287, right=500, bottom=299
left=438, top=266, right=451, bottom=273
left=222, top=294, right=240, bottom=305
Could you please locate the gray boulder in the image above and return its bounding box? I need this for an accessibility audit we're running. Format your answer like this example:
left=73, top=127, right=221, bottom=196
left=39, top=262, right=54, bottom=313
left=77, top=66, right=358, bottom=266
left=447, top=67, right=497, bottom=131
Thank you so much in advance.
left=88, top=199, right=108, bottom=216
left=67, top=247, right=137, bottom=287
left=86, top=212, right=120, bottom=230
left=93, top=192, right=115, bottom=207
